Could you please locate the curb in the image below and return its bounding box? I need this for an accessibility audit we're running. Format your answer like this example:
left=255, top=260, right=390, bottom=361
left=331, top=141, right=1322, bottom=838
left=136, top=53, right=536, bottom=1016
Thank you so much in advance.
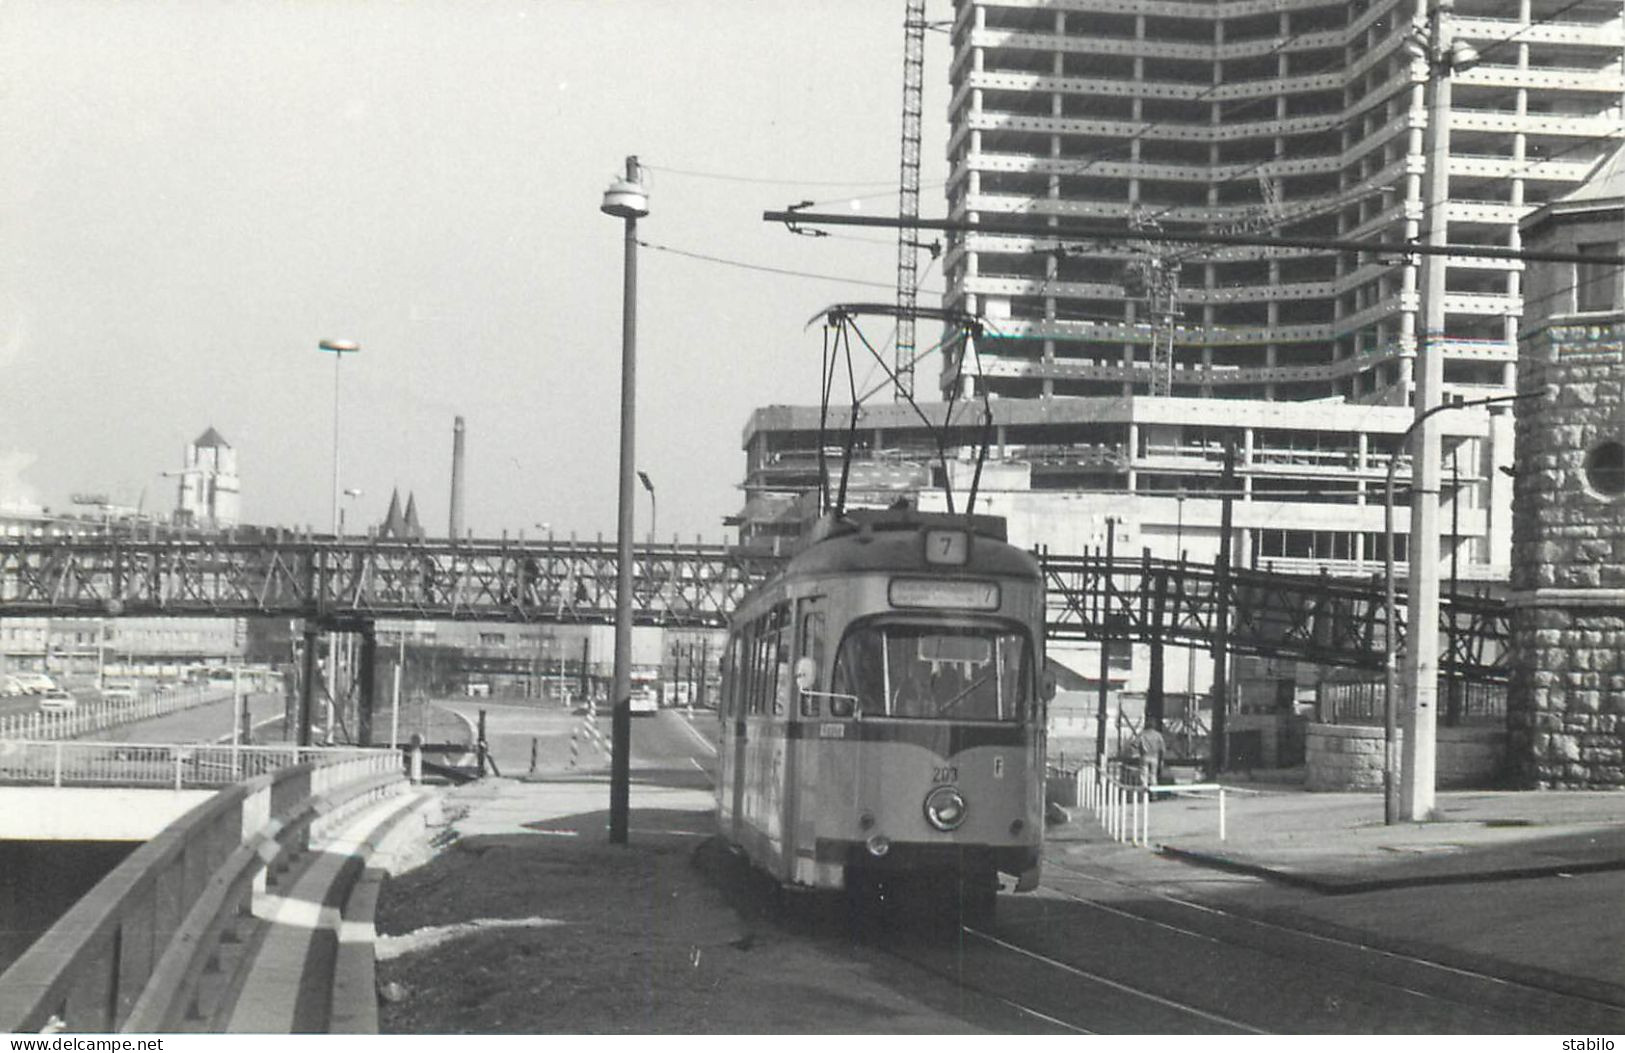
left=1157, top=843, right=1625, bottom=895
left=330, top=790, right=442, bottom=1034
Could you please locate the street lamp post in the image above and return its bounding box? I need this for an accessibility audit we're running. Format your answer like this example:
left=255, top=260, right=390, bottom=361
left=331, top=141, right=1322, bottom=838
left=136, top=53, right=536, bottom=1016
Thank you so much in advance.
left=602, top=156, right=648, bottom=845
left=340, top=487, right=363, bottom=537
left=318, top=339, right=361, bottom=535
left=1384, top=392, right=1531, bottom=824
left=1400, top=0, right=1479, bottom=821
left=637, top=470, right=656, bottom=541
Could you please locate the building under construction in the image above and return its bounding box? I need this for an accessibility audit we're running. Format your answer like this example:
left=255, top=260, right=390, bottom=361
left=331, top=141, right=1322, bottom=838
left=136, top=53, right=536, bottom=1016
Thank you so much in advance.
left=942, top=0, right=1625, bottom=403
left=737, top=0, right=1625, bottom=739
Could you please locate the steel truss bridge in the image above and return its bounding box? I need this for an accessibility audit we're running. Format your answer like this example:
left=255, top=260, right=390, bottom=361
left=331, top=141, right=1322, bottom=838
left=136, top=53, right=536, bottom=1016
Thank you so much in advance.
left=0, top=535, right=1510, bottom=682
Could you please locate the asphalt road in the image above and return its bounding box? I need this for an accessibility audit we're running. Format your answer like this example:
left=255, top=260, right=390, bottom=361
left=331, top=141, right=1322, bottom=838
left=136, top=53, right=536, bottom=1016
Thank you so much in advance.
left=433, top=699, right=719, bottom=789
left=77, top=691, right=288, bottom=744
left=887, top=855, right=1625, bottom=1034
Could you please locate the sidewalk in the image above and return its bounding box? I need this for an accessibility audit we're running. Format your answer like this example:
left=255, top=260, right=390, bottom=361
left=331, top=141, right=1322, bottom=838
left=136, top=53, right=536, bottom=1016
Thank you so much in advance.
left=1054, top=779, right=1625, bottom=1003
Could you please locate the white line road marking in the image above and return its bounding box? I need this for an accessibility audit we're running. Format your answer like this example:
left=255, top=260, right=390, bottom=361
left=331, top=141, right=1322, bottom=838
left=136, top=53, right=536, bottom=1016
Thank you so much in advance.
left=675, top=710, right=718, bottom=756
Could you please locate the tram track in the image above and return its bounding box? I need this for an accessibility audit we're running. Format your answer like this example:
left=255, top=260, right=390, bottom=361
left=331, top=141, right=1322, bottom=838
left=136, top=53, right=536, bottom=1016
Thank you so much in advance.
left=858, top=911, right=1266, bottom=1033
left=1027, top=856, right=1625, bottom=1032
left=842, top=850, right=1625, bottom=1033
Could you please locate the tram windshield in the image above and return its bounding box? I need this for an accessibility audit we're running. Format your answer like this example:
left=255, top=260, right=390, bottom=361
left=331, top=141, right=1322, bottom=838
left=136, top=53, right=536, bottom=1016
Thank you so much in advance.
left=831, top=623, right=1029, bottom=722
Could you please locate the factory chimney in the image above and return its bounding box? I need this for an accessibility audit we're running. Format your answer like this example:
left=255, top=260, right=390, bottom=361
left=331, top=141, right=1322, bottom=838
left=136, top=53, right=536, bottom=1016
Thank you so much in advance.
left=449, top=415, right=466, bottom=540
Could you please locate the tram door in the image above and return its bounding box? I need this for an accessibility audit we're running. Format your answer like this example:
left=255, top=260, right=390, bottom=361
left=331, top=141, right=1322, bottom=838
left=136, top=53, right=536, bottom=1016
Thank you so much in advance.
left=788, top=597, right=825, bottom=871
left=726, top=630, right=749, bottom=841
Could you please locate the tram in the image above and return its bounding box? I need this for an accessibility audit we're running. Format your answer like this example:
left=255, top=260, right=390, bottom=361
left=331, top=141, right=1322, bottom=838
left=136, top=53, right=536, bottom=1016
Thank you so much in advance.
left=715, top=505, right=1051, bottom=920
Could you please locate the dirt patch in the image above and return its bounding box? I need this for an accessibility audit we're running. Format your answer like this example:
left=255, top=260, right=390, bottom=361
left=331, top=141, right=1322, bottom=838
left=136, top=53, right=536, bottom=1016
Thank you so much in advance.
left=373, top=797, right=997, bottom=1034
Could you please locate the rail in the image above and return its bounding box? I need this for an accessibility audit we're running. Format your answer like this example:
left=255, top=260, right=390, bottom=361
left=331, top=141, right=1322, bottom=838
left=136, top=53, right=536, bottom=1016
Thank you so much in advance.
left=0, top=536, right=1513, bottom=682
left=1076, top=762, right=1229, bottom=846
left=0, top=741, right=351, bottom=790
left=1040, top=551, right=1510, bottom=682
left=1316, top=678, right=1506, bottom=726
left=0, top=746, right=401, bottom=1034
left=0, top=684, right=233, bottom=741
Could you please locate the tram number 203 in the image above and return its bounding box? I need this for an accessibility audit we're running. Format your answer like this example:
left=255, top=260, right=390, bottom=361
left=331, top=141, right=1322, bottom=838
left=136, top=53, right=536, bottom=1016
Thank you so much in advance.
left=932, top=766, right=959, bottom=784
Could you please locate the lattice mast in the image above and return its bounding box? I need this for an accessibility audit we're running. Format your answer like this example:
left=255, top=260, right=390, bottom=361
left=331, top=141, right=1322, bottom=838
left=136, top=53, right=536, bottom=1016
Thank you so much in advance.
left=894, top=0, right=927, bottom=401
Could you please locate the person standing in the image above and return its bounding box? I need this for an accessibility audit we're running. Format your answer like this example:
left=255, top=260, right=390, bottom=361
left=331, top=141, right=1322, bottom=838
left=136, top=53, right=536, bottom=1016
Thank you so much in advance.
left=1133, top=719, right=1167, bottom=791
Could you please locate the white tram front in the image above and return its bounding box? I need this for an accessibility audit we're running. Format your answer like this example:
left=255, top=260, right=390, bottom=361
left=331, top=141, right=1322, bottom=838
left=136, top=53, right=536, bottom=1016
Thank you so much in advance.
left=716, top=507, right=1048, bottom=920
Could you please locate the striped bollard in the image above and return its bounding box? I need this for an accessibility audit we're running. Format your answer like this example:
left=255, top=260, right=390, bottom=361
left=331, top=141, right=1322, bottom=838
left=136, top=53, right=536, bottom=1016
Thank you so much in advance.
left=568, top=726, right=579, bottom=769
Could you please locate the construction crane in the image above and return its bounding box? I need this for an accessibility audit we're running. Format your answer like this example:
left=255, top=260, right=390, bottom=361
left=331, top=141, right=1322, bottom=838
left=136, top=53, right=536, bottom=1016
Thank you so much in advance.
left=894, top=0, right=927, bottom=401
left=1125, top=208, right=1181, bottom=397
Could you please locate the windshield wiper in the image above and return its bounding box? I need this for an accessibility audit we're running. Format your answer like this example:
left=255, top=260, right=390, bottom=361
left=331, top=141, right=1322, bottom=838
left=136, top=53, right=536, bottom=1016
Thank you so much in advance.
left=936, top=674, right=994, bottom=716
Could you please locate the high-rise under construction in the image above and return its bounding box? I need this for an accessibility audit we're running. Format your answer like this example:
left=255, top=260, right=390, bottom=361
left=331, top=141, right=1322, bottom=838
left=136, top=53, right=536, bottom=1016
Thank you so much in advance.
left=942, top=0, right=1625, bottom=403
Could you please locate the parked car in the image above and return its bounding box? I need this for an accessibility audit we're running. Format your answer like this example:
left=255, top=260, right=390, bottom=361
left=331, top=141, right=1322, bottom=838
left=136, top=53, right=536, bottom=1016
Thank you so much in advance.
left=5, top=672, right=58, bottom=696
left=38, top=689, right=77, bottom=713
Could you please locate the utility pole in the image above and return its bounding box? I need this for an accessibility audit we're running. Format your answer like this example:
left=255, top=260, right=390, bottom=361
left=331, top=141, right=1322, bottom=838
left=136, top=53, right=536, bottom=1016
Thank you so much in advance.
left=1447, top=448, right=1461, bottom=726
left=1094, top=518, right=1117, bottom=773
left=1403, top=0, right=1478, bottom=822
left=1210, top=442, right=1236, bottom=777
left=1125, top=209, right=1180, bottom=396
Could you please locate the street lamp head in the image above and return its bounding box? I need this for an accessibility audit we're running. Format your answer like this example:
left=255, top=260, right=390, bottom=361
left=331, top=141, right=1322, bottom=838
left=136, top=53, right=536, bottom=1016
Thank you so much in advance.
left=343, top=488, right=364, bottom=498
left=601, top=171, right=649, bottom=220
left=637, top=470, right=654, bottom=494
left=1446, top=39, right=1480, bottom=74
left=319, top=339, right=360, bottom=354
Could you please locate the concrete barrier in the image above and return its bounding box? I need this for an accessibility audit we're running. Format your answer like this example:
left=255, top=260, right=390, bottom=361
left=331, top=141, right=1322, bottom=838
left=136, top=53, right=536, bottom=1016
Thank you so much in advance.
left=0, top=749, right=400, bottom=1034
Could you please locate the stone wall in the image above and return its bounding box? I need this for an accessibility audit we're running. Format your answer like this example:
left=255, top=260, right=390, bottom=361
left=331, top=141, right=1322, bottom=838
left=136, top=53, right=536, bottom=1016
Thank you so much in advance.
left=1508, top=320, right=1625, bottom=788
left=1305, top=724, right=1507, bottom=791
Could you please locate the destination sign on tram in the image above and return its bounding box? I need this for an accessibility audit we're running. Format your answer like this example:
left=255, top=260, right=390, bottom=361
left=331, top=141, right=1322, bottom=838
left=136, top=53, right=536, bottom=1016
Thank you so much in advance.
left=888, top=577, right=1000, bottom=611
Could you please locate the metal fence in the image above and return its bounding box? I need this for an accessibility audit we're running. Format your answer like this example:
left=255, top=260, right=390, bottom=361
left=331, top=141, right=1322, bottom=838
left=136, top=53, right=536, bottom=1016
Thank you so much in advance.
left=0, top=684, right=231, bottom=741
left=0, top=740, right=364, bottom=790
left=1316, top=678, right=1506, bottom=726
left=1074, top=761, right=1229, bottom=846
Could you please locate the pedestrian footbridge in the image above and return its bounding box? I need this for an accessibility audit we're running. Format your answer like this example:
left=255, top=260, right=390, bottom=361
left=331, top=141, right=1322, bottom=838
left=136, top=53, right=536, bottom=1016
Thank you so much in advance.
left=0, top=745, right=420, bottom=1033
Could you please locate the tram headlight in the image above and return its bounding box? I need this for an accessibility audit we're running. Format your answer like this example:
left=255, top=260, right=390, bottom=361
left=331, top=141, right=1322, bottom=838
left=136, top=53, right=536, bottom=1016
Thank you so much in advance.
left=866, top=834, right=891, bottom=858
left=923, top=786, right=968, bottom=831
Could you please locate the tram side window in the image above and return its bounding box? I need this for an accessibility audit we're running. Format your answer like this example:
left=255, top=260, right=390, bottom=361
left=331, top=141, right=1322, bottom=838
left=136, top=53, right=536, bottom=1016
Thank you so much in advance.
left=774, top=632, right=791, bottom=716
left=753, top=628, right=772, bottom=715
left=733, top=629, right=747, bottom=714
left=736, top=604, right=794, bottom=716
left=723, top=635, right=742, bottom=718
left=746, top=621, right=765, bottom=715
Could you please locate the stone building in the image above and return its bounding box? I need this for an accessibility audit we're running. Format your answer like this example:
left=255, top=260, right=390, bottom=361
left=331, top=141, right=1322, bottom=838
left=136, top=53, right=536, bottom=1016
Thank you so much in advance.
left=1511, top=145, right=1625, bottom=788
left=174, top=426, right=240, bottom=528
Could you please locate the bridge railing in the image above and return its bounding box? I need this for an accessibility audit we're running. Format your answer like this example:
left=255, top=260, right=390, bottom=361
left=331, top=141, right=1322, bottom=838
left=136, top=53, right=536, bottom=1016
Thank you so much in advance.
left=0, top=536, right=1513, bottom=681
left=0, top=684, right=232, bottom=741
left=1315, top=678, right=1508, bottom=726
left=0, top=746, right=402, bottom=1034
left=0, top=741, right=342, bottom=790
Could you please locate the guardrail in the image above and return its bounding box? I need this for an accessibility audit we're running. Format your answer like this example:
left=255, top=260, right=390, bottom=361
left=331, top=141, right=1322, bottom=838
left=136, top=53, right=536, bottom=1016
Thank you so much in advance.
left=0, top=684, right=232, bottom=741
left=1076, top=762, right=1229, bottom=846
left=0, top=747, right=403, bottom=1034
left=0, top=741, right=351, bottom=790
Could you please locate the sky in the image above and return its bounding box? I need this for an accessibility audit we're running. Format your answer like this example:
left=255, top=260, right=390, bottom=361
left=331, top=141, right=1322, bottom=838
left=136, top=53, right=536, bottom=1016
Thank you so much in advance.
left=0, top=0, right=951, bottom=542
